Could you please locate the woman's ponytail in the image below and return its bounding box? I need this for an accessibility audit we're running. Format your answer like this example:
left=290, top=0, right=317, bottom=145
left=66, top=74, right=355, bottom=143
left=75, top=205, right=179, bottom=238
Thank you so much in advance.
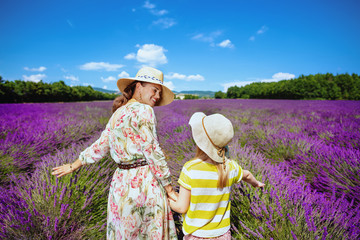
left=112, top=81, right=139, bottom=113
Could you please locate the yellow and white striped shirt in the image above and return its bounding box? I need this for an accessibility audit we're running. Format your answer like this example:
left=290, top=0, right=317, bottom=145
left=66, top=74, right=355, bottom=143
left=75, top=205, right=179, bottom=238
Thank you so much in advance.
left=178, top=158, right=243, bottom=238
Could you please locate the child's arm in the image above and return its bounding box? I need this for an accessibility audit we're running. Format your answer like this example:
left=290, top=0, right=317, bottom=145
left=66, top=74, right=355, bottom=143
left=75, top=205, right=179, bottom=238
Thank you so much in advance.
left=169, top=186, right=191, bottom=214
left=242, top=170, right=265, bottom=188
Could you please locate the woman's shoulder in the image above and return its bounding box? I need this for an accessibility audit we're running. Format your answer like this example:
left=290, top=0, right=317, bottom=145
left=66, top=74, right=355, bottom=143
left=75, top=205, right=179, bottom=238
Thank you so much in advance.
left=131, top=102, right=154, bottom=113
left=127, top=102, right=155, bottom=119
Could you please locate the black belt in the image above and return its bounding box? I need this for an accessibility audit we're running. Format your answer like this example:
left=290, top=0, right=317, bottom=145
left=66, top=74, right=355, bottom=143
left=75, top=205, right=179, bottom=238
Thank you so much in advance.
left=118, top=159, right=148, bottom=170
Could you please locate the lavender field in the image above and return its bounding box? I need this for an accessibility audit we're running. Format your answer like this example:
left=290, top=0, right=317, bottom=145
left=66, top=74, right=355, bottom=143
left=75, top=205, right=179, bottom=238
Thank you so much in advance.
left=1, top=99, right=359, bottom=239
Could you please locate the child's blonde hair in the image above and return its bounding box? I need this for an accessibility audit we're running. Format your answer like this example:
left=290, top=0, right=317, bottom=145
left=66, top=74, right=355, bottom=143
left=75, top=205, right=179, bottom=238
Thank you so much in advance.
left=195, top=146, right=229, bottom=188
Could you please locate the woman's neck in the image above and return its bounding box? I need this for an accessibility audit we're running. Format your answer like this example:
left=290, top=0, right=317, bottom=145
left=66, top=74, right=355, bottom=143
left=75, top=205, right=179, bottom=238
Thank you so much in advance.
left=127, top=98, right=138, bottom=104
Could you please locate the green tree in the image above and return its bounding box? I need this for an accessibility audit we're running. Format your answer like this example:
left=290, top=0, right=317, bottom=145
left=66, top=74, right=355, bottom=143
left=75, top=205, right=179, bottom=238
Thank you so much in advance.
left=184, top=94, right=199, bottom=99
left=214, top=91, right=226, bottom=99
left=224, top=73, right=359, bottom=100
left=227, top=86, right=241, bottom=98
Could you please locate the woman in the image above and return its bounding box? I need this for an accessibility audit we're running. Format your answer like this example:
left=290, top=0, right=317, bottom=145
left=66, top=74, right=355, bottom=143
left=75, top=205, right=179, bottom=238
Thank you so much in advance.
left=52, top=67, right=178, bottom=239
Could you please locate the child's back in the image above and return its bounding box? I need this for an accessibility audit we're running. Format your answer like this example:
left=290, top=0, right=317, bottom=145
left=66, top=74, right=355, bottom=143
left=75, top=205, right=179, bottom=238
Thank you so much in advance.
left=178, top=158, right=243, bottom=237
left=169, top=112, right=264, bottom=239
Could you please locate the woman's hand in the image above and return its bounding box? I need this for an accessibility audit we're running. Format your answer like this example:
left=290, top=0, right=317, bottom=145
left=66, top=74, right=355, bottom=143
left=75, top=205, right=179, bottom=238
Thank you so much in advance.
left=52, top=164, right=73, bottom=178
left=167, top=190, right=179, bottom=202
left=52, top=159, right=83, bottom=178
left=168, top=186, right=190, bottom=214
left=164, top=184, right=178, bottom=201
left=169, top=198, right=176, bottom=210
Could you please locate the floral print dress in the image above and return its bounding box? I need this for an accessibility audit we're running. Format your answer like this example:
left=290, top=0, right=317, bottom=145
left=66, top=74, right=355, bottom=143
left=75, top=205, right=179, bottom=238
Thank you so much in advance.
left=79, top=100, right=177, bottom=240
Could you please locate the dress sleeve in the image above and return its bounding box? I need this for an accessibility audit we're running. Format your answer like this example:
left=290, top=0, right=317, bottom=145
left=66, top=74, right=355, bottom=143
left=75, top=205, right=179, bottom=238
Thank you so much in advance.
left=79, top=120, right=111, bottom=165
left=136, top=104, right=172, bottom=187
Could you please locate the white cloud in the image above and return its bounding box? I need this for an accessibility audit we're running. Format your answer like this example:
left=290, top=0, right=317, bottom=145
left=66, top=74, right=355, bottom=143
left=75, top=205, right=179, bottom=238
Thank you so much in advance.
left=217, top=39, right=234, bottom=48
left=222, top=72, right=295, bottom=91
left=143, top=1, right=168, bottom=16
left=192, top=33, right=212, bottom=42
left=192, top=33, right=206, bottom=41
left=66, top=19, right=74, bottom=28
left=101, top=76, right=117, bottom=82
left=130, top=44, right=167, bottom=67
left=124, top=53, right=136, bottom=60
left=187, top=74, right=205, bottom=81
left=249, top=25, right=269, bottom=41
left=153, top=9, right=168, bottom=16
left=222, top=81, right=255, bottom=92
left=118, top=71, right=130, bottom=78
left=103, top=85, right=108, bottom=89
left=272, top=72, right=295, bottom=80
left=192, top=31, right=233, bottom=49
left=257, top=25, right=269, bottom=35
left=143, top=1, right=155, bottom=9
left=153, top=18, right=176, bottom=29
left=164, top=81, right=174, bottom=90
left=191, top=31, right=222, bottom=43
left=23, top=74, right=46, bottom=83
left=80, top=62, right=124, bottom=71
left=165, top=72, right=205, bottom=81
left=165, top=73, right=186, bottom=80
left=24, top=66, right=47, bottom=72
left=261, top=72, right=295, bottom=82
left=64, top=75, right=79, bottom=81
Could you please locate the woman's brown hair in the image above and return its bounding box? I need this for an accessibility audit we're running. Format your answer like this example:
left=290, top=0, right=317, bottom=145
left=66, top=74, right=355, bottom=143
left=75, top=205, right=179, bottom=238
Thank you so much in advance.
left=194, top=146, right=229, bottom=189
left=112, top=81, right=139, bottom=113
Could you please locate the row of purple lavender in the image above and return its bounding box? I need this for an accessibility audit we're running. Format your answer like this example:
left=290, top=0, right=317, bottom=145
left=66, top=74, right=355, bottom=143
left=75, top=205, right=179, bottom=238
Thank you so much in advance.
left=0, top=101, right=114, bottom=239
left=1, top=99, right=359, bottom=239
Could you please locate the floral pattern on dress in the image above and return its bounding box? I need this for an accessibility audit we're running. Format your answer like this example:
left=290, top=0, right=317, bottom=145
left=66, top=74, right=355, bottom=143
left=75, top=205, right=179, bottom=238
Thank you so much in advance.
left=79, top=101, right=177, bottom=239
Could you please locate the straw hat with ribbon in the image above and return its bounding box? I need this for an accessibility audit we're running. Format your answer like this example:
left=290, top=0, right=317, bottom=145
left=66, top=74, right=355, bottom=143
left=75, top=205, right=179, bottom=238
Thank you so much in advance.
left=117, top=66, right=174, bottom=106
left=189, top=112, right=234, bottom=165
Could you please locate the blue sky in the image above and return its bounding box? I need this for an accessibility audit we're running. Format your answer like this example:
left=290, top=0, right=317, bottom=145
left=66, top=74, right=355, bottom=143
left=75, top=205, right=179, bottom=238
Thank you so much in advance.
left=1, top=0, right=359, bottom=92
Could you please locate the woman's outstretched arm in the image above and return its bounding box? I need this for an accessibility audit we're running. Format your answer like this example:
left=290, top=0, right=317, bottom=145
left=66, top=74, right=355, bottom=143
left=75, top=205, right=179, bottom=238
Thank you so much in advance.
left=51, top=158, right=83, bottom=178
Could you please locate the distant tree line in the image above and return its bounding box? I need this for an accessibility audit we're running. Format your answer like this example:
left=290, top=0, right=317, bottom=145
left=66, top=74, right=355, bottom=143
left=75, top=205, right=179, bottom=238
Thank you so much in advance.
left=0, top=77, right=118, bottom=103
left=184, top=94, right=200, bottom=99
left=174, top=94, right=200, bottom=100
left=215, top=73, right=360, bottom=100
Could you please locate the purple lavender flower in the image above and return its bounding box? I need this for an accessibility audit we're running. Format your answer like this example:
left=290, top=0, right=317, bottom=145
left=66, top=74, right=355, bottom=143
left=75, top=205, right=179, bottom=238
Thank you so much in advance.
left=291, top=230, right=298, bottom=240
left=1, top=99, right=360, bottom=239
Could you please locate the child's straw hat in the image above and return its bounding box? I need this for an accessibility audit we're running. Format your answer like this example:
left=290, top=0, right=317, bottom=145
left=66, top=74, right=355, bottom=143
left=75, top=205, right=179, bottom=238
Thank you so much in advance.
left=189, top=112, right=234, bottom=163
left=117, top=66, right=174, bottom=106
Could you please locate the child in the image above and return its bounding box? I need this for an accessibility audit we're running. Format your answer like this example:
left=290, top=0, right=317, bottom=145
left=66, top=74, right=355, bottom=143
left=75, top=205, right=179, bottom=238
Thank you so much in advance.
left=169, top=112, right=265, bottom=240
